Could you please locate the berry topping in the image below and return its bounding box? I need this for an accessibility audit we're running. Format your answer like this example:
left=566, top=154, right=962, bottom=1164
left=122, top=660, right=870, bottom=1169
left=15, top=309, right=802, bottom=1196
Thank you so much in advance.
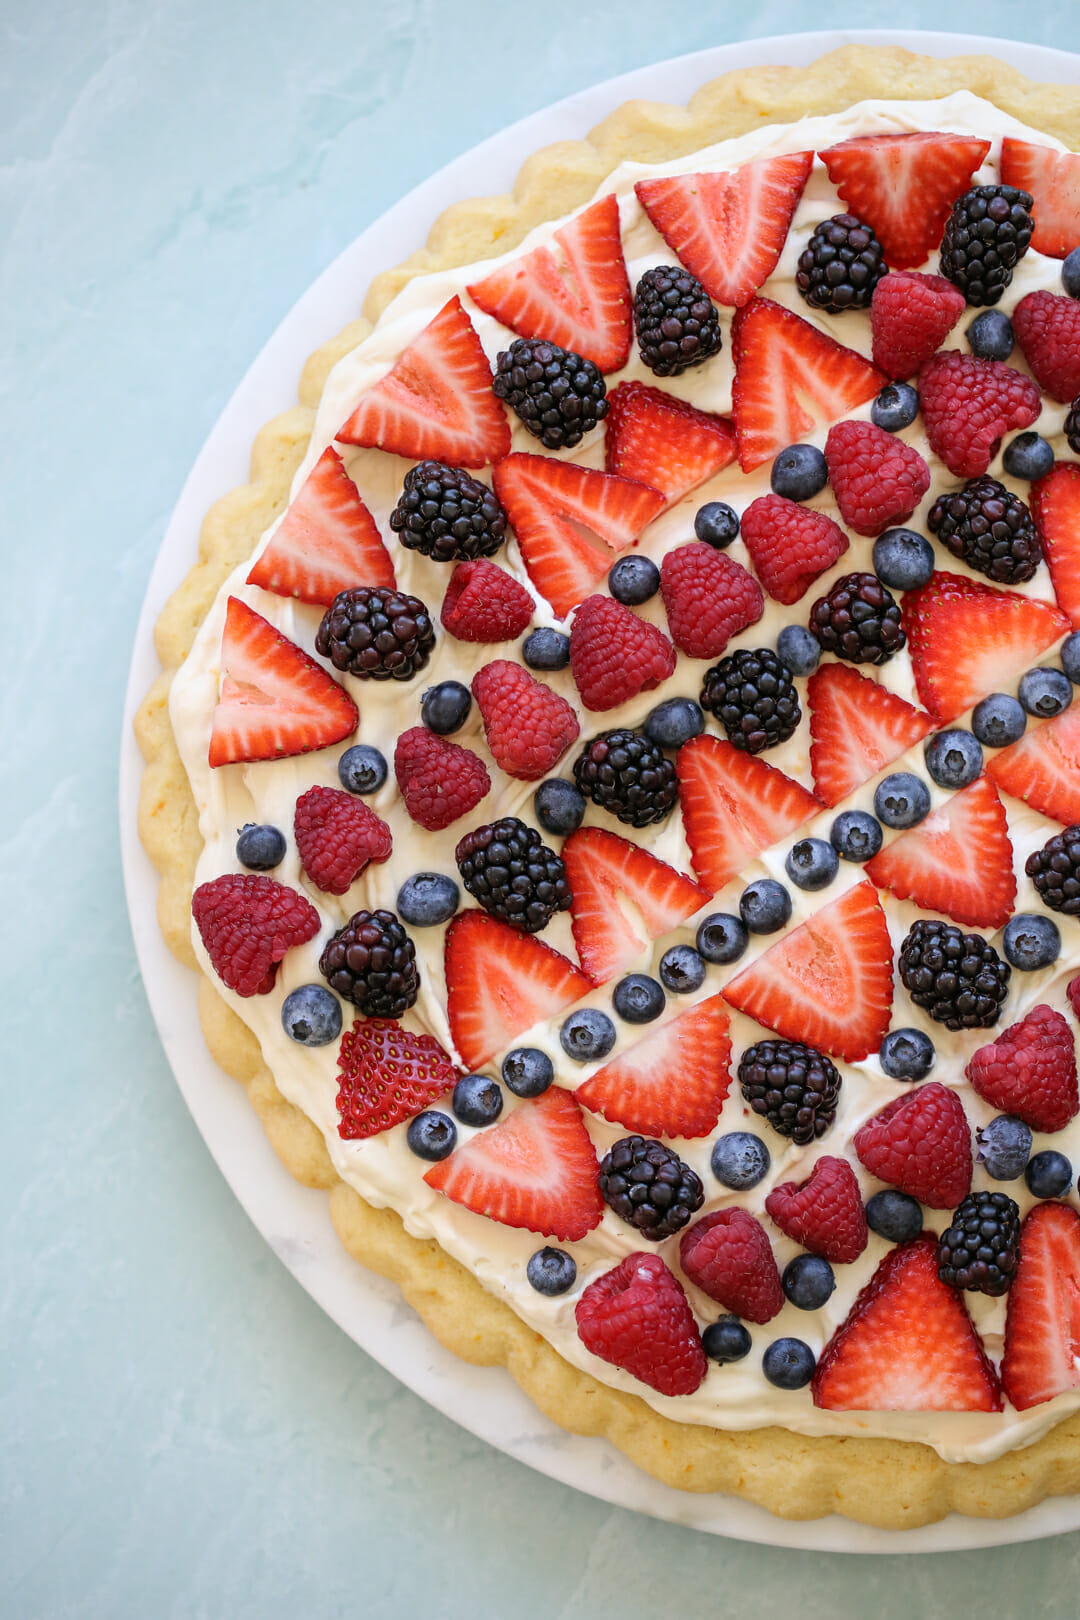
left=939, top=184, right=1034, bottom=306
left=854, top=1083, right=972, bottom=1209
left=315, top=585, right=435, bottom=682
left=917, top=350, right=1041, bottom=478
left=280, top=984, right=342, bottom=1048
left=389, top=461, right=507, bottom=563
left=522, top=626, right=570, bottom=671
left=966, top=309, right=1014, bottom=361
left=659, top=542, right=764, bottom=658
left=1018, top=666, right=1073, bottom=718
left=451, top=1073, right=504, bottom=1128
left=703, top=1318, right=752, bottom=1363
left=1031, top=461, right=1080, bottom=626
left=807, top=662, right=933, bottom=808
left=293, top=785, right=393, bottom=895
left=334, top=1019, right=459, bottom=1140
left=658, top=943, right=706, bottom=995
left=320, top=908, right=419, bottom=1017
left=775, top=623, right=821, bottom=676
left=898, top=917, right=1010, bottom=1031
left=407, top=1111, right=457, bottom=1162
left=700, top=647, right=801, bottom=755
left=1026, top=1150, right=1074, bottom=1199
left=927, top=475, right=1040, bottom=586
left=976, top=1115, right=1032, bottom=1182
left=871, top=527, right=935, bottom=592
left=879, top=1027, right=936, bottom=1082
left=608, top=554, right=660, bottom=607
left=575, top=1252, right=707, bottom=1397
left=819, top=131, right=990, bottom=269
left=420, top=680, right=472, bottom=735
left=527, top=1247, right=578, bottom=1297
left=247, top=446, right=395, bottom=604
left=824, top=419, right=931, bottom=538
left=694, top=500, right=740, bottom=549
left=937, top=1191, right=1020, bottom=1297
left=870, top=381, right=920, bottom=433
left=874, top=772, right=931, bottom=830
left=393, top=727, right=490, bottom=831
left=1002, top=1202, right=1080, bottom=1410
left=986, top=698, right=1080, bottom=825
left=1027, top=824, right=1080, bottom=915
left=1003, top=430, right=1055, bottom=482
left=1012, top=289, right=1080, bottom=402
left=739, top=493, right=849, bottom=605
left=472, top=659, right=580, bottom=781
left=643, top=697, right=705, bottom=752
left=338, top=744, right=388, bottom=795
left=765, top=1155, right=868, bottom=1266
left=676, top=733, right=816, bottom=894
left=599, top=1136, right=703, bottom=1241
left=562, top=825, right=706, bottom=986
left=809, top=572, right=905, bottom=665
left=769, top=442, right=828, bottom=501
left=971, top=692, right=1027, bottom=748
left=444, top=910, right=589, bottom=1071
left=1002, top=913, right=1061, bottom=972
left=785, top=837, right=840, bottom=892
left=501, top=1047, right=555, bottom=1099
left=533, top=777, right=586, bottom=837
left=782, top=1254, right=836, bottom=1311
left=559, top=1008, right=617, bottom=1062
left=440, top=559, right=534, bottom=643
left=611, top=974, right=666, bottom=1024
left=764, top=1338, right=816, bottom=1390
left=795, top=213, right=887, bottom=313
left=710, top=1132, right=770, bottom=1190
left=454, top=816, right=570, bottom=934
left=827, top=807, right=881, bottom=864
left=865, top=1190, right=924, bottom=1245
left=679, top=1209, right=783, bottom=1325
left=869, top=269, right=966, bottom=379
left=569, top=594, right=676, bottom=711
left=632, top=264, right=723, bottom=376
left=739, top=877, right=792, bottom=935
left=867, top=777, right=1015, bottom=932
left=492, top=336, right=608, bottom=449
left=573, top=728, right=678, bottom=829
left=577, top=995, right=732, bottom=1139
left=1000, top=137, right=1080, bottom=259
left=696, top=912, right=749, bottom=965
left=738, top=1038, right=842, bottom=1145
left=191, top=873, right=321, bottom=998
left=236, top=823, right=286, bottom=871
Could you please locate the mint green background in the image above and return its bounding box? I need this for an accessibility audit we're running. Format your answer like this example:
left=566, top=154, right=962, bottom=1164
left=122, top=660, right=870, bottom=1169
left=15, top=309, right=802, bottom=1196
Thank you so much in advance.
left=6, top=4, right=1080, bottom=1614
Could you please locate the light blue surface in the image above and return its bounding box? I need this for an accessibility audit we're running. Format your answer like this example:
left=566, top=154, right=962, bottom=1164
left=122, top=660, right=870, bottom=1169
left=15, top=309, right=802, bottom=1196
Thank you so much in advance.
left=7, top=3, right=1080, bottom=1613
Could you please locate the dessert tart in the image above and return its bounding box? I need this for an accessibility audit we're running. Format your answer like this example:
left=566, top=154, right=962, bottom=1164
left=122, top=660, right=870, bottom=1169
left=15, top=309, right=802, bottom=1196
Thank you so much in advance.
left=136, top=44, right=1080, bottom=1528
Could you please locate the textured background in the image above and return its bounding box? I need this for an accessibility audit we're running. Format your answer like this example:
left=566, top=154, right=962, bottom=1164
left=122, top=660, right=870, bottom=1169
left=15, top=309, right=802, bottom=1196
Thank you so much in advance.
left=6, top=3, right=1080, bottom=1614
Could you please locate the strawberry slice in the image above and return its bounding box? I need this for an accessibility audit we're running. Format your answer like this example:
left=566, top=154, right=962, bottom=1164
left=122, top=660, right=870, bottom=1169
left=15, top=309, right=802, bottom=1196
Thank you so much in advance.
left=865, top=777, right=1016, bottom=930
left=246, top=446, right=395, bottom=604
left=424, top=1087, right=604, bottom=1242
left=812, top=1236, right=1003, bottom=1413
left=466, top=193, right=631, bottom=372
left=819, top=131, right=990, bottom=269
left=635, top=151, right=813, bottom=308
left=1032, top=461, right=1080, bottom=627
left=676, top=734, right=817, bottom=894
left=807, top=663, right=934, bottom=808
left=208, top=596, right=357, bottom=767
left=576, top=995, right=733, bottom=1138
left=492, top=453, right=665, bottom=620
left=1002, top=1202, right=1080, bottom=1410
left=444, top=910, right=589, bottom=1071
left=336, top=295, right=511, bottom=468
left=604, top=381, right=737, bottom=508
left=336, top=1020, right=460, bottom=1140
left=903, top=571, right=1071, bottom=723
left=562, top=827, right=708, bottom=987
left=723, top=881, right=893, bottom=1063
left=731, top=297, right=884, bottom=472
left=1001, top=138, right=1080, bottom=259
left=986, top=701, right=1080, bottom=825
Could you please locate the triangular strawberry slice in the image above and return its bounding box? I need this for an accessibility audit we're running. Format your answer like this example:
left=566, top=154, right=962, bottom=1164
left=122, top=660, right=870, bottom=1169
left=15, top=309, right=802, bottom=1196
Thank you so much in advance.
left=635, top=151, right=813, bottom=308
left=1001, top=138, right=1080, bottom=259
left=492, top=453, right=665, bottom=619
left=247, top=447, right=395, bottom=604
left=336, top=295, right=511, bottom=467
left=812, top=1236, right=1003, bottom=1412
left=807, top=663, right=934, bottom=808
left=562, top=826, right=708, bottom=987
left=1032, top=461, right=1080, bottom=627
left=903, top=571, right=1071, bottom=723
left=208, top=597, right=357, bottom=767
left=865, top=777, right=1016, bottom=929
left=1002, top=1202, right=1080, bottom=1410
left=444, top=910, right=589, bottom=1070
left=986, top=701, right=1080, bottom=825
left=575, top=995, right=732, bottom=1138
left=676, top=734, right=817, bottom=894
left=731, top=297, right=884, bottom=472
left=424, top=1088, right=604, bottom=1242
left=819, top=132, right=991, bottom=269
left=723, top=881, right=893, bottom=1063
left=466, top=193, right=631, bottom=372
left=604, top=381, right=737, bottom=508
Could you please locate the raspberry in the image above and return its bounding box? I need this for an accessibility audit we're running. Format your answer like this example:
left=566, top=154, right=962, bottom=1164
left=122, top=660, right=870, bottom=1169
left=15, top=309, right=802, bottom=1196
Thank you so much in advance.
left=678, top=1208, right=784, bottom=1324
left=471, top=659, right=580, bottom=781
left=869, top=270, right=966, bottom=380
left=568, top=594, right=676, bottom=711
left=1070, top=975, right=1080, bottom=1021
left=1012, top=289, right=1080, bottom=404
left=293, top=785, right=392, bottom=895
left=191, top=873, right=321, bottom=997
left=918, top=350, right=1041, bottom=478
left=394, top=726, right=491, bottom=831
left=440, top=559, right=534, bottom=643
left=824, top=419, right=932, bottom=538
left=764, top=1155, right=868, bottom=1265
left=740, top=493, right=849, bottom=605
left=335, top=1018, right=460, bottom=1140
left=658, top=541, right=763, bottom=657
left=575, top=1252, right=707, bottom=1397
left=966, top=1003, right=1079, bottom=1134
left=853, top=1082, right=973, bottom=1209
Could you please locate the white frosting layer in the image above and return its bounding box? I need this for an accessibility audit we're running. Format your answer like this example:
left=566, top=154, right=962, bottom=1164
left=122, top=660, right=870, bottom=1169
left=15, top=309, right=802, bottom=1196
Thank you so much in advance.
left=170, top=92, right=1080, bottom=1462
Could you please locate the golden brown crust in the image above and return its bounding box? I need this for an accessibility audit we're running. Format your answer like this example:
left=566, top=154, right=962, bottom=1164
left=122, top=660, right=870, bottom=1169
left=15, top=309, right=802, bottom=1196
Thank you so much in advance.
left=135, top=45, right=1080, bottom=1527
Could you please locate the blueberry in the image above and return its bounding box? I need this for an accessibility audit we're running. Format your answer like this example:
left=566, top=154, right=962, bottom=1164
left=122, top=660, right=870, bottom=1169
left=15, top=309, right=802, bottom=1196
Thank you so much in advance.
left=871, top=382, right=920, bottom=433
left=452, top=1073, right=504, bottom=1127
left=609, top=554, right=660, bottom=605
left=770, top=443, right=828, bottom=501
left=762, top=1337, right=816, bottom=1390
left=702, top=1316, right=752, bottom=1363
left=534, top=778, right=586, bottom=837
left=397, top=872, right=460, bottom=927
left=776, top=623, right=821, bottom=677
left=1025, top=1148, right=1074, bottom=1199
left=739, top=877, right=792, bottom=934
left=785, top=837, right=839, bottom=892
left=1063, top=246, right=1080, bottom=300
left=501, top=1047, right=554, bottom=1097
left=644, top=697, right=705, bottom=750
left=659, top=944, right=706, bottom=994
left=976, top=1115, right=1033, bottom=1182
left=522, top=627, right=571, bottom=671
left=696, top=912, right=749, bottom=964
left=1019, top=666, right=1073, bottom=719
left=337, top=744, right=388, bottom=795
left=406, top=1110, right=457, bottom=1161
left=710, top=1131, right=770, bottom=1190
left=1002, top=912, right=1060, bottom=971
left=971, top=692, right=1027, bottom=749
left=1003, top=431, right=1055, bottom=482
left=694, top=501, right=740, bottom=549
left=421, top=680, right=471, bottom=734
left=782, top=1254, right=836, bottom=1311
left=1062, top=632, right=1080, bottom=685
left=966, top=309, right=1014, bottom=361
left=236, top=823, right=287, bottom=870
left=865, top=1189, right=923, bottom=1244
left=872, top=527, right=935, bottom=592
left=280, top=984, right=343, bottom=1047
left=924, top=728, right=983, bottom=789
left=874, top=772, right=931, bottom=829
left=879, top=1027, right=936, bottom=1082
left=613, top=973, right=666, bottom=1023
left=560, top=1008, right=616, bottom=1063
left=830, top=810, right=883, bottom=863
left=527, top=1247, right=577, bottom=1296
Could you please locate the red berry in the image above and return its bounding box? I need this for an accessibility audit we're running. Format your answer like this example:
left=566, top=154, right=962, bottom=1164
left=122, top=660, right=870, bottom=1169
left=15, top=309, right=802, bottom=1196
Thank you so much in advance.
left=658, top=541, right=763, bottom=657
left=824, top=419, right=931, bottom=538
left=918, top=350, right=1041, bottom=479
left=576, top=1252, right=708, bottom=1397
left=853, top=1082, right=972, bottom=1209
left=394, top=726, right=491, bottom=831
left=765, top=1155, right=868, bottom=1266
left=293, top=785, right=392, bottom=894
left=191, top=873, right=321, bottom=997
left=678, top=1208, right=784, bottom=1324
left=966, top=1004, right=1078, bottom=1134
left=739, top=493, right=849, bottom=605
left=1070, top=975, right=1080, bottom=1021
left=336, top=1018, right=460, bottom=1140
left=471, top=659, right=580, bottom=780
left=440, top=559, right=535, bottom=643
left=869, top=270, right=965, bottom=379
left=568, top=594, right=676, bottom=711
left=1012, top=289, right=1080, bottom=404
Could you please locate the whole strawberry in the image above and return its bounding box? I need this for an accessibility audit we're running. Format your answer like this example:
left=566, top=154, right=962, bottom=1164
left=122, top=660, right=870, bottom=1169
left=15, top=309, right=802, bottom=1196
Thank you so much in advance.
left=576, top=1252, right=708, bottom=1397
left=192, top=873, right=321, bottom=997
left=394, top=726, right=491, bottom=830
left=336, top=1018, right=460, bottom=1139
left=854, top=1082, right=972, bottom=1209
left=869, top=271, right=966, bottom=379
left=440, top=558, right=534, bottom=643
left=569, top=594, right=676, bottom=711
left=825, top=419, right=931, bottom=538
left=678, top=1207, right=783, bottom=1324
left=966, top=1003, right=1078, bottom=1133
left=918, top=350, right=1041, bottom=478
left=293, top=785, right=392, bottom=894
left=472, top=659, right=580, bottom=779
left=659, top=542, right=763, bottom=657
left=1012, top=289, right=1080, bottom=403
left=765, top=1155, right=868, bottom=1265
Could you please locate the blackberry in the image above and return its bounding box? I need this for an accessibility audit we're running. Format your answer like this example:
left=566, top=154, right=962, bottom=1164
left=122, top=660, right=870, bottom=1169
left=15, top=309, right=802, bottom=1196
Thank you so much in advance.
left=700, top=647, right=801, bottom=755
left=937, top=1191, right=1020, bottom=1296
left=598, top=1136, right=704, bottom=1241
left=737, top=1039, right=842, bottom=1145
left=319, top=909, right=420, bottom=1017
left=572, top=728, right=677, bottom=827
left=808, top=572, right=905, bottom=666
left=388, top=461, right=506, bottom=562
left=795, top=213, right=887, bottom=313
left=898, top=918, right=1010, bottom=1031
left=315, top=586, right=435, bottom=682
left=633, top=264, right=722, bottom=376
left=491, top=337, right=607, bottom=450
left=927, top=476, right=1040, bottom=585
left=454, top=816, right=570, bottom=934
left=939, top=185, right=1034, bottom=306
left=1065, top=396, right=1080, bottom=455
left=1026, top=825, right=1080, bottom=916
